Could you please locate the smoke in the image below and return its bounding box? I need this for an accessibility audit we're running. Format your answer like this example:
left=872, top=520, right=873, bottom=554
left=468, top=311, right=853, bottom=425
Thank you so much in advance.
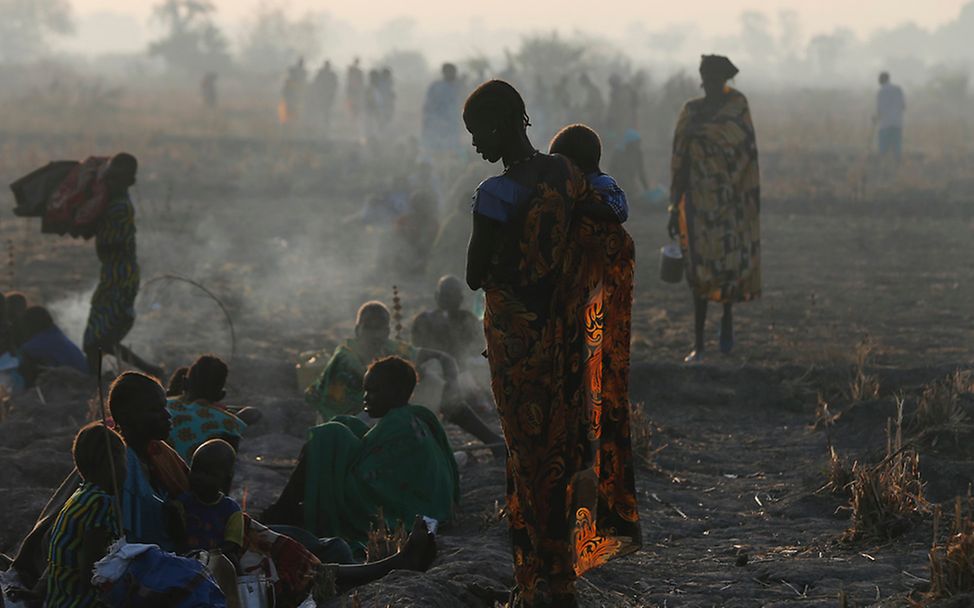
left=48, top=286, right=94, bottom=346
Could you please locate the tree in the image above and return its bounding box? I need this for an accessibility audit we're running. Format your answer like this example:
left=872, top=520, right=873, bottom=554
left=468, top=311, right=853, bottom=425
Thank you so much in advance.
left=514, top=32, right=587, bottom=79
left=149, top=0, right=231, bottom=72
left=739, top=11, right=776, bottom=65
left=0, top=0, right=74, bottom=63
left=238, top=4, right=324, bottom=73
left=807, top=28, right=856, bottom=78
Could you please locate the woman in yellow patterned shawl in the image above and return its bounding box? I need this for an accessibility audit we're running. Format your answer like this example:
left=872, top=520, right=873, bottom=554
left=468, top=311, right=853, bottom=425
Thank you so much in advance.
left=464, top=80, right=641, bottom=608
left=668, top=55, right=761, bottom=362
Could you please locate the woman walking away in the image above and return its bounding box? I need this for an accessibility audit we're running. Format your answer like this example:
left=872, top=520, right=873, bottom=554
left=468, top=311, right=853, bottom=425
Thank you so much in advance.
left=464, top=80, right=641, bottom=608
left=668, top=55, right=761, bottom=363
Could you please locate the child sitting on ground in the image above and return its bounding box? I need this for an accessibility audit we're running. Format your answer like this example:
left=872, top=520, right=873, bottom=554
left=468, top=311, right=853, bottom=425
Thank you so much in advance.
left=46, top=422, right=126, bottom=608
left=549, top=123, right=629, bottom=223
left=170, top=439, right=244, bottom=559
left=169, top=438, right=244, bottom=605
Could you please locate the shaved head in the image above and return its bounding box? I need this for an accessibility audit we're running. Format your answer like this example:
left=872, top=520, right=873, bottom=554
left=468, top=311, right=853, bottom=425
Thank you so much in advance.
left=191, top=438, right=236, bottom=471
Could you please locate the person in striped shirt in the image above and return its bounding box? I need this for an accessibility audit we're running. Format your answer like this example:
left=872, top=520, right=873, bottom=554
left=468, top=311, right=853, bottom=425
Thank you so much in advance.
left=46, top=422, right=126, bottom=608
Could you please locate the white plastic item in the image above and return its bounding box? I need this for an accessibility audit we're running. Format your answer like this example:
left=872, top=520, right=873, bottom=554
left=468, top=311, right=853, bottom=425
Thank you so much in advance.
left=237, top=574, right=273, bottom=608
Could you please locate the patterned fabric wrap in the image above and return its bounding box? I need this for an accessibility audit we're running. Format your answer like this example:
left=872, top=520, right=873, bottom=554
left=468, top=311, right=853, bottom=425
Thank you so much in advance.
left=587, top=172, right=629, bottom=223
left=46, top=483, right=120, bottom=608
left=671, top=89, right=761, bottom=303
left=166, top=398, right=248, bottom=462
left=477, top=156, right=641, bottom=606
left=304, top=338, right=417, bottom=420
left=83, top=195, right=140, bottom=350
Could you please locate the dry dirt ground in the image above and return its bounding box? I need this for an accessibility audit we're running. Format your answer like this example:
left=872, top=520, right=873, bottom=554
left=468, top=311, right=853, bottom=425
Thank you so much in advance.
left=0, top=139, right=973, bottom=607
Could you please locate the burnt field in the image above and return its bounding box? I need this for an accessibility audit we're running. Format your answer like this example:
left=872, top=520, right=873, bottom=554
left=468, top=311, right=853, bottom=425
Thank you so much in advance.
left=0, top=126, right=973, bottom=607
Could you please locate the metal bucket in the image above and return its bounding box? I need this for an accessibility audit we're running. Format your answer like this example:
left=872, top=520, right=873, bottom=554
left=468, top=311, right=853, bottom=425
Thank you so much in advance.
left=660, top=244, right=684, bottom=284
left=237, top=574, right=273, bottom=608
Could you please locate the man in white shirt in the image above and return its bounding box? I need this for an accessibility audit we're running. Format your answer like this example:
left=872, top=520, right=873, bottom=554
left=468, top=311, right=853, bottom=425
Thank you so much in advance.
left=875, top=72, right=905, bottom=162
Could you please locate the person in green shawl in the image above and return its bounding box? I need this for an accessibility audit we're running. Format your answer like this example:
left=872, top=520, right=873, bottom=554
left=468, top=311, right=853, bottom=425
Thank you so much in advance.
left=305, top=300, right=503, bottom=454
left=266, top=356, right=459, bottom=554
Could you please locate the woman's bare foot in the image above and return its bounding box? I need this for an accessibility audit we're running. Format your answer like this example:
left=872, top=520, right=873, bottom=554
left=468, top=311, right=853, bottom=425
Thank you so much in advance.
left=397, top=516, right=437, bottom=571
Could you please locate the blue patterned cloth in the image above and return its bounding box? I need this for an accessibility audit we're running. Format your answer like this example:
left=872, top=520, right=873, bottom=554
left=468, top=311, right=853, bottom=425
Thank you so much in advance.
left=471, top=175, right=533, bottom=224
left=166, top=398, right=247, bottom=462
left=587, top=173, right=629, bottom=223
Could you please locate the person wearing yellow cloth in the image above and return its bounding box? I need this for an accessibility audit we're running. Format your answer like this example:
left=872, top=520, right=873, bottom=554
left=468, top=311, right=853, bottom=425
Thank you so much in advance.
left=668, top=54, right=761, bottom=363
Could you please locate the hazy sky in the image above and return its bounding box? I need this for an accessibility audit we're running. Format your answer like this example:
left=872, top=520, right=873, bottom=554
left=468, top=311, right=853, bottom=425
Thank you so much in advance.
left=72, top=0, right=968, bottom=34
left=62, top=0, right=970, bottom=57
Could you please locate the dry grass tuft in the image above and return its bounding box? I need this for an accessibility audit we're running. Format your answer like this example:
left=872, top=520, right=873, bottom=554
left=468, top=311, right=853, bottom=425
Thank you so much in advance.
left=478, top=499, right=506, bottom=532
left=842, top=401, right=928, bottom=542
left=912, top=371, right=972, bottom=433
left=817, top=396, right=852, bottom=495
left=925, top=497, right=974, bottom=600
left=846, top=337, right=880, bottom=403
left=630, top=401, right=668, bottom=469
left=827, top=446, right=853, bottom=497
left=366, top=509, right=408, bottom=562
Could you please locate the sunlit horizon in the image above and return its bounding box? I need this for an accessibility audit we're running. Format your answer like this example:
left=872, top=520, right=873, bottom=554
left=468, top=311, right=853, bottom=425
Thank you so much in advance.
left=63, top=0, right=972, bottom=56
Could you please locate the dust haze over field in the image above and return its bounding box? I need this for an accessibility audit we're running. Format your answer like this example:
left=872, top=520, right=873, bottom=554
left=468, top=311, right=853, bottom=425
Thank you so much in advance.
left=0, top=1, right=973, bottom=607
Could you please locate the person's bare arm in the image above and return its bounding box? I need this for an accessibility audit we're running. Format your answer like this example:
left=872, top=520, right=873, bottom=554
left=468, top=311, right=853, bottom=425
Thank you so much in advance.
left=465, top=214, right=499, bottom=291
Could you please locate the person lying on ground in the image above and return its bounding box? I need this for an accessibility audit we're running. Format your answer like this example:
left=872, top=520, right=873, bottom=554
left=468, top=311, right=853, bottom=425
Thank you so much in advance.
left=305, top=300, right=503, bottom=455
left=549, top=123, right=629, bottom=223
left=165, top=355, right=259, bottom=462
left=18, top=305, right=88, bottom=385
left=45, top=423, right=126, bottom=608
left=266, top=356, right=459, bottom=555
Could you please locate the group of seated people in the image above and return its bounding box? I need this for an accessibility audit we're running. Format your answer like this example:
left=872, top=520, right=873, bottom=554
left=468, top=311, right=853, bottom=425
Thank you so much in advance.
left=8, top=279, right=492, bottom=607
left=0, top=291, right=88, bottom=391
left=303, top=284, right=504, bottom=458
